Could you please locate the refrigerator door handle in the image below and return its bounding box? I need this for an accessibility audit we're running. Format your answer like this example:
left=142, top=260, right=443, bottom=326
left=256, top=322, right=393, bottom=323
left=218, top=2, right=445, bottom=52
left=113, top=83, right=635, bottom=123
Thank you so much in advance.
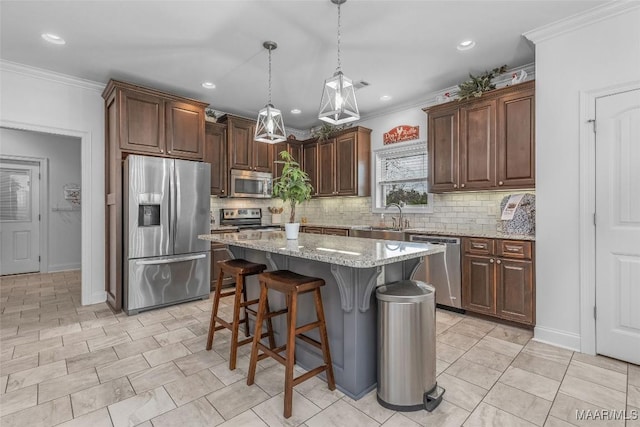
left=170, top=159, right=177, bottom=253
left=135, top=253, right=207, bottom=266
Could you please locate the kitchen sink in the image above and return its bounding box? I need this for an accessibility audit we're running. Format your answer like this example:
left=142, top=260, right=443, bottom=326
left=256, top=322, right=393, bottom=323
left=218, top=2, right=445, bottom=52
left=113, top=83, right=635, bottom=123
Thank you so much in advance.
left=350, top=226, right=405, bottom=240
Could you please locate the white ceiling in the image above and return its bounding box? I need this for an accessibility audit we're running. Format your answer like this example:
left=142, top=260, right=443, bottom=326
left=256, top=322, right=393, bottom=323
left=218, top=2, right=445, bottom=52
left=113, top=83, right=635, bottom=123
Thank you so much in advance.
left=0, top=0, right=606, bottom=130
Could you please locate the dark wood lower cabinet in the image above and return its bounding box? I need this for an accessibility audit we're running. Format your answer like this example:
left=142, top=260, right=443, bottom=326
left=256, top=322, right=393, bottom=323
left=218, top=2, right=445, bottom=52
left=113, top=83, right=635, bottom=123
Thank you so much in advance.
left=496, top=259, right=534, bottom=324
left=462, top=255, right=496, bottom=315
left=462, top=238, right=535, bottom=326
left=211, top=243, right=233, bottom=290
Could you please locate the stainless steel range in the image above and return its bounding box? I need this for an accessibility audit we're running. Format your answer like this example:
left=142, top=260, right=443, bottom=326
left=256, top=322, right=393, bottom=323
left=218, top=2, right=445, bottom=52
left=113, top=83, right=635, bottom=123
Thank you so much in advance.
left=219, top=208, right=281, bottom=231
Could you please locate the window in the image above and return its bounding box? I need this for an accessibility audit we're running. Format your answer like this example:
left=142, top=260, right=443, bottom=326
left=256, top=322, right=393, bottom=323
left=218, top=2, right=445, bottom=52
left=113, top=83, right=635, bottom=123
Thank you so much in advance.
left=373, top=141, right=433, bottom=213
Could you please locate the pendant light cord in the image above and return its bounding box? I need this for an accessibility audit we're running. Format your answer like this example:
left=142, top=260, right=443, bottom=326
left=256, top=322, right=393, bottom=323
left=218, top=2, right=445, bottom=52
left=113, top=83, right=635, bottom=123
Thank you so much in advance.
left=336, top=1, right=342, bottom=72
left=268, top=46, right=272, bottom=105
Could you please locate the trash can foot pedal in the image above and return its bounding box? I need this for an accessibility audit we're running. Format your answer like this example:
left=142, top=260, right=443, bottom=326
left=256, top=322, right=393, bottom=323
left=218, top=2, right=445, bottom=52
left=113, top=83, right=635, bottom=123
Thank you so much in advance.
left=423, top=384, right=445, bottom=412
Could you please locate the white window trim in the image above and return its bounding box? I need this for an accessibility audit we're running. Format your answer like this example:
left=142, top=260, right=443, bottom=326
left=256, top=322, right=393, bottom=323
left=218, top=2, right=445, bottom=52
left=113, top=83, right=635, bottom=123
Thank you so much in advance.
left=372, top=140, right=433, bottom=214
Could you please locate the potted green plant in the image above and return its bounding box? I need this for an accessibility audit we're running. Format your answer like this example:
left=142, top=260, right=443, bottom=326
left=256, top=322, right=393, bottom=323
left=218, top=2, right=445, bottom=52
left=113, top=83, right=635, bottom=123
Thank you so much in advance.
left=272, top=150, right=313, bottom=239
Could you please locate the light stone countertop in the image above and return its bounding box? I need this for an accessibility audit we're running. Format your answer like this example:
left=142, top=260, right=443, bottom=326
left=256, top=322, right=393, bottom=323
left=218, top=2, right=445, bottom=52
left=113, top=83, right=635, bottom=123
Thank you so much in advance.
left=198, top=230, right=444, bottom=268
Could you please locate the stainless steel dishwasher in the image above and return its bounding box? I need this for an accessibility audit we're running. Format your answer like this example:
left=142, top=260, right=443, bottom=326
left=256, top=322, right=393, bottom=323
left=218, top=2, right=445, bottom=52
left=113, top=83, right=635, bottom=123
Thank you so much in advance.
left=407, top=235, right=462, bottom=309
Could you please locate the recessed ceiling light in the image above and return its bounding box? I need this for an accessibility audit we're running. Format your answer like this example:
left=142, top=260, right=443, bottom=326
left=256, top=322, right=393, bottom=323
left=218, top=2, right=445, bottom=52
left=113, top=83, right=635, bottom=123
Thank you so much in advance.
left=290, top=109, right=301, bottom=114
left=201, top=82, right=216, bottom=89
left=380, top=95, right=392, bottom=101
left=41, top=33, right=65, bottom=45
left=457, top=40, right=476, bottom=51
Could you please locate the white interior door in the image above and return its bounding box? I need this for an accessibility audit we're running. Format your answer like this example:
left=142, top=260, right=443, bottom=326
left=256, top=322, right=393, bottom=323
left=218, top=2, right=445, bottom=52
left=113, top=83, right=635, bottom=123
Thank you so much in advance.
left=595, top=88, right=640, bottom=365
left=0, top=160, right=41, bottom=275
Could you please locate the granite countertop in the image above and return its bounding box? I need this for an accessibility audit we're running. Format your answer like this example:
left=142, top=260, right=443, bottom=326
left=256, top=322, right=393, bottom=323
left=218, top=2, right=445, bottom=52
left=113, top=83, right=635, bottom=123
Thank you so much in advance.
left=198, top=231, right=444, bottom=268
left=294, top=223, right=535, bottom=241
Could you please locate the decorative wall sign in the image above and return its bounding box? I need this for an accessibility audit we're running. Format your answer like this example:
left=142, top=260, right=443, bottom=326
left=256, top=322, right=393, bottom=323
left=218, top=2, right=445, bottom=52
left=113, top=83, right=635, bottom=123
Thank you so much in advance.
left=383, top=125, right=420, bottom=144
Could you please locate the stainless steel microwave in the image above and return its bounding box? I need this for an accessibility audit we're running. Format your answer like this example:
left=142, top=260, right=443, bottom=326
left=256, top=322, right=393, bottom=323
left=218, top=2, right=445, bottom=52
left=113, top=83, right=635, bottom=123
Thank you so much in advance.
left=229, top=169, right=272, bottom=198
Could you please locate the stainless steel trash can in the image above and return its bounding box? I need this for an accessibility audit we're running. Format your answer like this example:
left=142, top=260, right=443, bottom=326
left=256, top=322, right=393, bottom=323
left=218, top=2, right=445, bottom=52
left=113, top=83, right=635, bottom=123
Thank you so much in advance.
left=376, top=280, right=444, bottom=411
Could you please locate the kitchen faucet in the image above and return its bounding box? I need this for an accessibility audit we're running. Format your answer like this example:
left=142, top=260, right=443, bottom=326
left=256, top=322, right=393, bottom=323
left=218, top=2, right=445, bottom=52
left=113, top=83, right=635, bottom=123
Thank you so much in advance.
left=385, top=202, right=404, bottom=230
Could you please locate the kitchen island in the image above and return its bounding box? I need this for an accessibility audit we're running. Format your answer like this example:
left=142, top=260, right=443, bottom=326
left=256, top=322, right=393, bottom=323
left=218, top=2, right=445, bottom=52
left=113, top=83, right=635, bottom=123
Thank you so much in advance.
left=198, top=230, right=444, bottom=399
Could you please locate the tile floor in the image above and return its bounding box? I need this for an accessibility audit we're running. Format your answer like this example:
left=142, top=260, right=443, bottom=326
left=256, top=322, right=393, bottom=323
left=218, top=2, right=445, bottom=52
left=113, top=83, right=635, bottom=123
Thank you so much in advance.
left=1, top=270, right=639, bottom=427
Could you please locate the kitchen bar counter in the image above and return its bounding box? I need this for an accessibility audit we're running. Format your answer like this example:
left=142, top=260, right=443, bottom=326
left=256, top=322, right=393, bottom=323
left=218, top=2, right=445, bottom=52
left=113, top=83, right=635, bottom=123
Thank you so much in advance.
left=199, top=231, right=443, bottom=268
left=198, top=230, right=443, bottom=400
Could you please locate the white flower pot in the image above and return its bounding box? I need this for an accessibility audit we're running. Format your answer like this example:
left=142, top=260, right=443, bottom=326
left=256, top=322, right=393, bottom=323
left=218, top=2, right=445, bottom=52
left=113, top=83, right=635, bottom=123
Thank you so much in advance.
left=285, top=223, right=300, bottom=240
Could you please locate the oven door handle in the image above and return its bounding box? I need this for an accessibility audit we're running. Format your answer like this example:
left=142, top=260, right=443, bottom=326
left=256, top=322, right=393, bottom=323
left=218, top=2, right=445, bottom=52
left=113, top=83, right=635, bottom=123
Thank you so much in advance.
left=135, top=254, right=206, bottom=266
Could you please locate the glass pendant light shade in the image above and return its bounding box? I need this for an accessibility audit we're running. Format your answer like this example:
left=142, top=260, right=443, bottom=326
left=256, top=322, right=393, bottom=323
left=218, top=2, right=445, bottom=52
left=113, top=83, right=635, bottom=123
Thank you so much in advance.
left=255, top=103, right=286, bottom=143
left=255, top=41, right=286, bottom=144
left=318, top=0, right=360, bottom=125
left=319, top=70, right=359, bottom=124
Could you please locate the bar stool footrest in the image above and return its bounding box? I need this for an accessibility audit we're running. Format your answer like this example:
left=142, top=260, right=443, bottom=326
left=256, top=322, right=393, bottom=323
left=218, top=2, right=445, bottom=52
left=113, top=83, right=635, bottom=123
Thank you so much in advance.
left=296, top=333, right=322, bottom=350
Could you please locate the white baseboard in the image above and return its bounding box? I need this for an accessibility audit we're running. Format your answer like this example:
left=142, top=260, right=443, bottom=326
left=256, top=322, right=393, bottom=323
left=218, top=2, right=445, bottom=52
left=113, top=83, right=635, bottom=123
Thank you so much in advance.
left=533, top=325, right=581, bottom=352
left=48, top=262, right=81, bottom=272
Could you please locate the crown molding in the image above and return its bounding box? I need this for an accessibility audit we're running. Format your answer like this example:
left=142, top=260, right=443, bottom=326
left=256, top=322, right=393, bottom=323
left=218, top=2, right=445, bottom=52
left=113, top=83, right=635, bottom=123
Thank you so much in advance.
left=0, top=60, right=105, bottom=92
left=523, top=0, right=640, bottom=44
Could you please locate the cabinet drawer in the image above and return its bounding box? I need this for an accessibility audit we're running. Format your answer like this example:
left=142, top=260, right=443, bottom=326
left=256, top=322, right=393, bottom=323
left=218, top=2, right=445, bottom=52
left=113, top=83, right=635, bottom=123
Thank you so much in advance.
left=303, top=226, right=323, bottom=234
left=464, top=238, right=494, bottom=255
left=323, top=228, right=349, bottom=236
left=498, top=240, right=532, bottom=260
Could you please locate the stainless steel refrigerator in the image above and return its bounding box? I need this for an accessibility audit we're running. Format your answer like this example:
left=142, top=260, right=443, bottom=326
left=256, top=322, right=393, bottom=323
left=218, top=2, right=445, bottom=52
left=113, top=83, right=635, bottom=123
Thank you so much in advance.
left=123, top=155, right=210, bottom=314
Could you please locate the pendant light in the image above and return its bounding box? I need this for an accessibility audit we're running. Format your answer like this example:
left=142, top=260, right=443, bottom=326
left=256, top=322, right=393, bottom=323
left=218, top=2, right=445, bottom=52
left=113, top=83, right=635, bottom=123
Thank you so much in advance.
left=255, top=41, right=286, bottom=144
left=318, top=0, right=359, bottom=124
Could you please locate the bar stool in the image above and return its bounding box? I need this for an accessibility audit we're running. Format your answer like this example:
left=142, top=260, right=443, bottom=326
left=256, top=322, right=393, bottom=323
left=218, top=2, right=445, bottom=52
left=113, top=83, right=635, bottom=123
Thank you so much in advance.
left=247, top=270, right=336, bottom=419
left=206, top=259, right=276, bottom=370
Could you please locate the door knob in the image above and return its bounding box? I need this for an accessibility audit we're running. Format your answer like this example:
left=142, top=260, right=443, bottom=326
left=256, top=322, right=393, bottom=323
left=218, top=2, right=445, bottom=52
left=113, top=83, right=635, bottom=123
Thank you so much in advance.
left=496, top=259, right=502, bottom=264
left=490, top=258, right=494, bottom=263
left=453, top=184, right=458, bottom=188
left=461, top=183, right=466, bottom=188
left=498, top=181, right=504, bottom=186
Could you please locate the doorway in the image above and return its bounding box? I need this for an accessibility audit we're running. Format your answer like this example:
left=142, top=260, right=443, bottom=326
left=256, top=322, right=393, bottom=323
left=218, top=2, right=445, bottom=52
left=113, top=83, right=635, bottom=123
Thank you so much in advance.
left=0, top=159, right=41, bottom=275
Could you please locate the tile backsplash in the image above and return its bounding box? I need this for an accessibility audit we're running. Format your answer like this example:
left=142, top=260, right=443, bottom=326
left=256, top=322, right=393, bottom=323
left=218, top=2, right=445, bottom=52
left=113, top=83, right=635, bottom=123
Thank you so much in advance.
left=211, top=191, right=534, bottom=234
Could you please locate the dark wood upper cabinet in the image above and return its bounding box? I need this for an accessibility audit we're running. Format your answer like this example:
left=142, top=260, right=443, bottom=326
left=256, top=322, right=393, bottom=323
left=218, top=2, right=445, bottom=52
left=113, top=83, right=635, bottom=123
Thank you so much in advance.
left=335, top=133, right=357, bottom=195
left=317, top=139, right=336, bottom=196
left=166, top=100, right=205, bottom=160
left=303, top=142, right=319, bottom=196
left=497, top=87, right=535, bottom=188
left=119, top=89, right=165, bottom=155
left=459, top=99, right=496, bottom=190
left=425, top=80, right=535, bottom=192
left=253, top=139, right=273, bottom=173
left=427, top=107, right=458, bottom=192
left=224, top=115, right=272, bottom=172
left=303, top=126, right=371, bottom=198
left=111, top=81, right=206, bottom=161
left=204, top=122, right=227, bottom=196
left=273, top=141, right=303, bottom=180
left=226, top=116, right=253, bottom=171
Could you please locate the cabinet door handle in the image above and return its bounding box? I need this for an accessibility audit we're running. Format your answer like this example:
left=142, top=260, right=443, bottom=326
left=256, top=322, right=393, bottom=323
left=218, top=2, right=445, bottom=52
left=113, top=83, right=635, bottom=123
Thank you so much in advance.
left=221, top=190, right=225, bottom=193
left=472, top=243, right=485, bottom=249
left=490, top=258, right=494, bottom=263
left=461, top=183, right=465, bottom=188
left=496, top=259, right=502, bottom=264
left=498, top=181, right=504, bottom=186
left=505, top=245, right=520, bottom=252
left=453, top=184, right=458, bottom=188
